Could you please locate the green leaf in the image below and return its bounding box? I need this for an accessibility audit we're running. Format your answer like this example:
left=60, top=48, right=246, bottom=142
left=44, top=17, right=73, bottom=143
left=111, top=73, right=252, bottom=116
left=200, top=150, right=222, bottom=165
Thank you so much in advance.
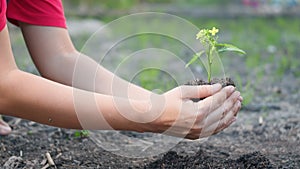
left=74, top=130, right=89, bottom=138
left=74, top=131, right=81, bottom=138
left=185, top=51, right=205, bottom=68
left=216, top=43, right=246, bottom=55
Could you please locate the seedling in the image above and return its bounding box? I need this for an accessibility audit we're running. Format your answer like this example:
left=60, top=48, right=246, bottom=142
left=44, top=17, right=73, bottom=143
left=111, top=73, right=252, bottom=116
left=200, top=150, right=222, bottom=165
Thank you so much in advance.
left=186, top=27, right=246, bottom=83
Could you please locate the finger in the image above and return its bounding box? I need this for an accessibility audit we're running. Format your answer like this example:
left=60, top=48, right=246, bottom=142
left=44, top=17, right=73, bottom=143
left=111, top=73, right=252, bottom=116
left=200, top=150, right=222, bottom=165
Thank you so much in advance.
left=234, top=100, right=242, bottom=116
left=213, top=117, right=237, bottom=135
left=213, top=101, right=241, bottom=134
left=199, top=100, right=241, bottom=137
left=199, top=121, right=218, bottom=138
left=164, top=126, right=201, bottom=140
left=238, top=96, right=243, bottom=102
left=184, top=134, right=200, bottom=140
left=180, top=84, right=222, bottom=99
left=183, top=127, right=203, bottom=140
left=203, top=91, right=240, bottom=127
left=0, top=118, right=12, bottom=135
left=199, top=116, right=231, bottom=138
left=197, top=86, right=235, bottom=116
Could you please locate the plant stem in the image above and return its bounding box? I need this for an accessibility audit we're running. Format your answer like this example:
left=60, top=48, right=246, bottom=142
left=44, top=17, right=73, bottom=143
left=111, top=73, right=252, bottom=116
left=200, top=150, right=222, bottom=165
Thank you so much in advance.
left=207, top=46, right=212, bottom=83
left=208, top=62, right=212, bottom=83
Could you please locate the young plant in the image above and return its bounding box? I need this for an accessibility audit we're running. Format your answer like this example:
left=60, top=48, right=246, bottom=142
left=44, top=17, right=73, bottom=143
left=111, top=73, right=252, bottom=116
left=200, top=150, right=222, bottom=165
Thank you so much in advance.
left=186, top=27, right=246, bottom=83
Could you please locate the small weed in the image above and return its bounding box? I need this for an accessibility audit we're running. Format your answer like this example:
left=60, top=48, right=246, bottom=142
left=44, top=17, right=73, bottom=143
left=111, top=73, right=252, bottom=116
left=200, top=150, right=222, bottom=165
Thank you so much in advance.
left=74, top=130, right=89, bottom=138
left=27, top=131, right=33, bottom=135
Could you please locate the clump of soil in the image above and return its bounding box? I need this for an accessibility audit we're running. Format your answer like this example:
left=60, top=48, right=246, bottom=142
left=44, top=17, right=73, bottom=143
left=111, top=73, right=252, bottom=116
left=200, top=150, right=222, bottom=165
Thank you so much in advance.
left=185, top=77, right=235, bottom=102
left=185, top=77, right=235, bottom=87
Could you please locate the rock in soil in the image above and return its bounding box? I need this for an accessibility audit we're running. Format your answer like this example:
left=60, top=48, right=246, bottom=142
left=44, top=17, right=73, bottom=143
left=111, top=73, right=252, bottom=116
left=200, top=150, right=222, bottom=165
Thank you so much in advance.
left=3, top=156, right=24, bottom=169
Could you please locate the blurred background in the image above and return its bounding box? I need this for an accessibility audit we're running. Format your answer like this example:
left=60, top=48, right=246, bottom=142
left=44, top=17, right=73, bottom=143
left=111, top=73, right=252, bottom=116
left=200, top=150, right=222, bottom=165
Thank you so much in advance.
left=9, top=0, right=300, bottom=106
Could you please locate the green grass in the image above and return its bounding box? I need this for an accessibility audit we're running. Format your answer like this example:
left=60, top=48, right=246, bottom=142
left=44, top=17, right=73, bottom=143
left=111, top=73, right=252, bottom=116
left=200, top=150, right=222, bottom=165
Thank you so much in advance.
left=64, top=0, right=228, bottom=10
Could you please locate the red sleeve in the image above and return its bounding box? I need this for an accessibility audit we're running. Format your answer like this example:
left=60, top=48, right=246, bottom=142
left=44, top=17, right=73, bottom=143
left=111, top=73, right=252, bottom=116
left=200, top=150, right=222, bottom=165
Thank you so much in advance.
left=7, top=0, right=67, bottom=29
left=0, top=0, right=6, bottom=31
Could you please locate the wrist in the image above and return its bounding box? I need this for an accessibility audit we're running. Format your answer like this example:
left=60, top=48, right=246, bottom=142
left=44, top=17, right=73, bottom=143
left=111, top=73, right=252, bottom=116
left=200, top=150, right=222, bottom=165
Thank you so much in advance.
left=98, top=96, right=151, bottom=132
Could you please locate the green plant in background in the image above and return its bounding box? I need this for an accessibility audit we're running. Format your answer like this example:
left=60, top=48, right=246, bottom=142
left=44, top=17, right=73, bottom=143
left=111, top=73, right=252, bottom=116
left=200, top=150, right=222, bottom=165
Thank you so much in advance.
left=136, top=69, right=177, bottom=93
left=235, top=75, right=254, bottom=106
left=186, top=27, right=246, bottom=82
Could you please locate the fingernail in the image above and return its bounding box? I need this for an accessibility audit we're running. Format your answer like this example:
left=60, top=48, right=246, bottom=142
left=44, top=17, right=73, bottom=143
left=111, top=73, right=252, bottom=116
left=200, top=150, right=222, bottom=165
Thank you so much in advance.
left=229, top=117, right=237, bottom=124
left=0, top=126, right=12, bottom=134
left=212, top=83, right=222, bottom=92
left=239, top=96, right=243, bottom=102
left=236, top=101, right=241, bottom=110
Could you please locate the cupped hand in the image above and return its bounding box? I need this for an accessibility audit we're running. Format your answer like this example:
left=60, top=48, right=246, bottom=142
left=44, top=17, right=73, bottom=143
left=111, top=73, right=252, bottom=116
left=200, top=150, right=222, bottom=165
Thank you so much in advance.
left=148, top=84, right=241, bottom=140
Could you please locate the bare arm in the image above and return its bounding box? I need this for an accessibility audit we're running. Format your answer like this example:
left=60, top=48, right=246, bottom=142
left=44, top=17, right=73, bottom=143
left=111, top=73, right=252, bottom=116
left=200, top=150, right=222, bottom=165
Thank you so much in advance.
left=19, top=23, right=152, bottom=100
left=0, top=26, right=148, bottom=131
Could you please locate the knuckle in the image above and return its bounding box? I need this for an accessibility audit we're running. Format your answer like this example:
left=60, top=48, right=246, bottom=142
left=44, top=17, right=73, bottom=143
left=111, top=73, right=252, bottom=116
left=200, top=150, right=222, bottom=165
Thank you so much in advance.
left=176, top=86, right=183, bottom=94
left=178, top=85, right=185, bottom=91
left=218, top=120, right=226, bottom=130
left=179, top=85, right=188, bottom=96
left=197, top=107, right=209, bottom=120
left=223, top=103, right=231, bottom=114
left=200, top=86, right=209, bottom=94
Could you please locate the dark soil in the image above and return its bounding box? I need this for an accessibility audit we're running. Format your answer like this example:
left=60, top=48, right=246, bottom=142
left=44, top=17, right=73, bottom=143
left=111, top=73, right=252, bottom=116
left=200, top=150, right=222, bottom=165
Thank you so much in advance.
left=185, top=77, right=235, bottom=102
left=185, top=77, right=235, bottom=87
left=1, top=110, right=299, bottom=169
left=146, top=150, right=273, bottom=169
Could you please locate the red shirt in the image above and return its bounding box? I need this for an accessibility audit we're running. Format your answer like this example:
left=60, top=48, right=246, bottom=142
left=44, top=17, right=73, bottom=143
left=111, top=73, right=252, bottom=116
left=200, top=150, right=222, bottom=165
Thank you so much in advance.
left=0, top=0, right=6, bottom=31
left=0, top=0, right=66, bottom=32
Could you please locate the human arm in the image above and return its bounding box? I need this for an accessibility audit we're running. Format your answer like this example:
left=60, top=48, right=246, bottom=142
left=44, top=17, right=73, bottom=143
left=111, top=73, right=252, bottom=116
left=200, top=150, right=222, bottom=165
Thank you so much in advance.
left=0, top=25, right=142, bottom=130
left=19, top=23, right=153, bottom=100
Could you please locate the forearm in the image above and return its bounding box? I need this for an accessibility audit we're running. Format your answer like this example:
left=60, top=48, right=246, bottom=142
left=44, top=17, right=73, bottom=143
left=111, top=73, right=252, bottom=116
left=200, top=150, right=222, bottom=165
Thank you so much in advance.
left=0, top=69, right=148, bottom=131
left=41, top=51, right=153, bottom=100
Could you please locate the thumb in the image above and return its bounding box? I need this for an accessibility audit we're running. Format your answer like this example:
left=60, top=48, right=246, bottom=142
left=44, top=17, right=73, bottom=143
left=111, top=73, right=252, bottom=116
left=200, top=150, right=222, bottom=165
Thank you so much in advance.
left=181, top=83, right=222, bottom=99
left=0, top=119, right=12, bottom=135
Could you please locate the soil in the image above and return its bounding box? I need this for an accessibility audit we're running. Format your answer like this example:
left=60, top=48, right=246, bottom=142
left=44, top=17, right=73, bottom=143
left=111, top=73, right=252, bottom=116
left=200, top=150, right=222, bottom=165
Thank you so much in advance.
left=185, top=77, right=235, bottom=87
left=186, top=77, right=235, bottom=102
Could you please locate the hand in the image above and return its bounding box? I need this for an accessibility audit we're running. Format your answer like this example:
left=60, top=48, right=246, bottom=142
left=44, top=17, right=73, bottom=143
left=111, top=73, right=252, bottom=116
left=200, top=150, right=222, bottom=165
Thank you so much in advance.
left=147, top=84, right=241, bottom=140
left=0, top=116, right=12, bottom=135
